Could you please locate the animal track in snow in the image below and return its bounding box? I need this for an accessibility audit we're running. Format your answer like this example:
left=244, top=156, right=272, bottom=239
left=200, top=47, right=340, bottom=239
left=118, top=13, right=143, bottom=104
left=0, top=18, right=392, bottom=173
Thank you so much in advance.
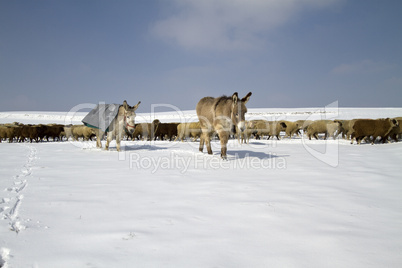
left=0, top=145, right=37, bottom=234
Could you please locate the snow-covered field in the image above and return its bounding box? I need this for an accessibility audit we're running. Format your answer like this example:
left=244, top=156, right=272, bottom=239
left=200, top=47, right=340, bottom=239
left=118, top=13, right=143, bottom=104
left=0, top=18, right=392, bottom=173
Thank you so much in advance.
left=1, top=107, right=402, bottom=268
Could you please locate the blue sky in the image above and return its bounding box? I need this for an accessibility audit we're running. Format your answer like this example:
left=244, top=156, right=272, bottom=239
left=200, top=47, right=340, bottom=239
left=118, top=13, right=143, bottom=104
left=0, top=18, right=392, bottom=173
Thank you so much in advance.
left=1, top=0, right=401, bottom=112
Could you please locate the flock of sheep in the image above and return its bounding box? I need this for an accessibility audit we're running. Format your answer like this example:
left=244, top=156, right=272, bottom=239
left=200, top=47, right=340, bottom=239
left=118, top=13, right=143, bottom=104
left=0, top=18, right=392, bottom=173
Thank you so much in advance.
left=172, top=117, right=401, bottom=145
left=0, top=117, right=401, bottom=145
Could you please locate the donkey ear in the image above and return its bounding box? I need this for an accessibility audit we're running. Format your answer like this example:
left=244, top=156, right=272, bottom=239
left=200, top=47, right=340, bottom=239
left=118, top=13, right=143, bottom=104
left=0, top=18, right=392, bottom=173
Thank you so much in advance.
left=241, top=92, right=252, bottom=104
left=133, top=101, right=141, bottom=111
left=123, top=100, right=129, bottom=110
left=232, top=92, right=239, bottom=104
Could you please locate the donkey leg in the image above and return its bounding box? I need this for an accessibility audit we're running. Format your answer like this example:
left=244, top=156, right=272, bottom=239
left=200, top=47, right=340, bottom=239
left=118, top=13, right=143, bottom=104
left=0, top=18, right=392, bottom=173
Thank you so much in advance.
left=219, top=132, right=229, bottom=159
left=96, top=130, right=103, bottom=148
left=200, top=130, right=210, bottom=153
left=116, top=136, right=121, bottom=151
left=199, top=133, right=205, bottom=152
left=96, top=136, right=102, bottom=148
left=206, top=134, right=213, bottom=155
left=105, top=133, right=112, bottom=150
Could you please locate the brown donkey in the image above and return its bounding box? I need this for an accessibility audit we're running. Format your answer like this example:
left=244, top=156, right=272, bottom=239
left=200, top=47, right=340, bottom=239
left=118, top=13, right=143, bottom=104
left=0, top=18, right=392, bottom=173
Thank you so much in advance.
left=196, top=92, right=252, bottom=159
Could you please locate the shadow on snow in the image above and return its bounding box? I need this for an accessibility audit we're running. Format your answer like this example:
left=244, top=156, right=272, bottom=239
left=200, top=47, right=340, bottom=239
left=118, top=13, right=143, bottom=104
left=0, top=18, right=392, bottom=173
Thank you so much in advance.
left=227, top=150, right=289, bottom=160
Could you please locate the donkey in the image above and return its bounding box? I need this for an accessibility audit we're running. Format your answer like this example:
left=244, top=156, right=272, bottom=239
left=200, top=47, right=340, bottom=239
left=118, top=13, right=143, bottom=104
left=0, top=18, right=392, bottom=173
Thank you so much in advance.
left=96, top=100, right=141, bottom=151
left=196, top=92, right=252, bottom=159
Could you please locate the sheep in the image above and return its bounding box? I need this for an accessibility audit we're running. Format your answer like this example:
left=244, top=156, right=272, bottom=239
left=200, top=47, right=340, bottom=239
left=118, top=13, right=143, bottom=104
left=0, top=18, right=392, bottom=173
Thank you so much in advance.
left=71, top=125, right=97, bottom=141
left=175, top=122, right=201, bottom=142
left=387, top=117, right=402, bottom=142
left=271, top=121, right=287, bottom=140
left=175, top=123, right=186, bottom=141
left=17, top=125, right=31, bottom=142
left=9, top=125, right=22, bottom=142
left=238, top=120, right=255, bottom=144
left=335, top=120, right=351, bottom=139
left=280, top=120, right=301, bottom=139
left=386, top=117, right=402, bottom=142
left=154, top=123, right=179, bottom=141
left=344, top=119, right=363, bottom=140
left=351, top=118, right=399, bottom=144
left=1, top=124, right=98, bottom=143
left=43, top=124, right=64, bottom=141
left=333, top=119, right=368, bottom=141
left=133, top=119, right=160, bottom=141
left=185, top=122, right=201, bottom=141
left=328, top=121, right=342, bottom=139
left=0, top=126, right=7, bottom=142
left=381, top=118, right=402, bottom=142
left=18, top=124, right=46, bottom=142
left=254, top=120, right=286, bottom=140
left=295, top=120, right=313, bottom=137
left=64, top=125, right=73, bottom=140
left=253, top=120, right=270, bottom=140
left=15, top=124, right=28, bottom=142
left=306, top=120, right=340, bottom=140
left=245, top=120, right=263, bottom=140
left=131, top=124, right=141, bottom=140
left=0, top=126, right=16, bottom=143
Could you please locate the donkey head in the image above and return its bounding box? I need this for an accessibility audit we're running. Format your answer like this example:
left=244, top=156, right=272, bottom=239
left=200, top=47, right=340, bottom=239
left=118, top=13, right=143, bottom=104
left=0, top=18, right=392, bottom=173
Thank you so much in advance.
left=231, top=92, right=252, bottom=132
left=122, top=100, right=141, bottom=134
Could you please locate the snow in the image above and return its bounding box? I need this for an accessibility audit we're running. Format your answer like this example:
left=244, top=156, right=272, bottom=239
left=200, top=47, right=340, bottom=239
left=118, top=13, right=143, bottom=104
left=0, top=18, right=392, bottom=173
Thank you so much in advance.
left=2, top=107, right=402, bottom=124
left=1, top=107, right=402, bottom=268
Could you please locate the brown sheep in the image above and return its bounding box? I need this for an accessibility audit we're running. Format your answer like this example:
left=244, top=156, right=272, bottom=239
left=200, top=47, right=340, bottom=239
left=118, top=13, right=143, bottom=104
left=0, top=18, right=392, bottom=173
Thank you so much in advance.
left=17, top=125, right=29, bottom=142
left=333, top=119, right=366, bottom=140
left=154, top=123, right=179, bottom=141
left=344, top=119, right=362, bottom=140
left=133, top=119, right=160, bottom=141
left=187, top=122, right=201, bottom=141
left=132, top=124, right=142, bottom=140
left=18, top=125, right=46, bottom=142
left=306, top=120, right=340, bottom=140
left=386, top=117, right=402, bottom=142
left=71, top=125, right=97, bottom=141
left=381, top=117, right=402, bottom=142
left=35, top=124, right=47, bottom=141
left=335, top=120, right=352, bottom=139
left=295, top=120, right=313, bottom=137
left=44, top=124, right=64, bottom=141
left=0, top=126, right=16, bottom=142
left=253, top=120, right=269, bottom=140
left=246, top=120, right=264, bottom=139
left=0, top=126, right=7, bottom=142
left=10, top=125, right=22, bottom=142
left=175, top=122, right=201, bottom=142
left=280, top=120, right=301, bottom=139
left=351, top=118, right=399, bottom=144
left=254, top=120, right=286, bottom=140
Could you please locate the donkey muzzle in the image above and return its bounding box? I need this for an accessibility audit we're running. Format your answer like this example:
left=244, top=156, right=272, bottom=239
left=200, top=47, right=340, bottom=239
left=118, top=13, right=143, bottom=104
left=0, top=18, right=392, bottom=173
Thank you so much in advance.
left=237, top=122, right=246, bottom=132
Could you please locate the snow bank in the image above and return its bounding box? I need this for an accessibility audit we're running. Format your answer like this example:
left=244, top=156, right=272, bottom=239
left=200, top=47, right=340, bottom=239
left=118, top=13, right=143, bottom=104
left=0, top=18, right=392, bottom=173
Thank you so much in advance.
left=1, top=107, right=401, bottom=125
